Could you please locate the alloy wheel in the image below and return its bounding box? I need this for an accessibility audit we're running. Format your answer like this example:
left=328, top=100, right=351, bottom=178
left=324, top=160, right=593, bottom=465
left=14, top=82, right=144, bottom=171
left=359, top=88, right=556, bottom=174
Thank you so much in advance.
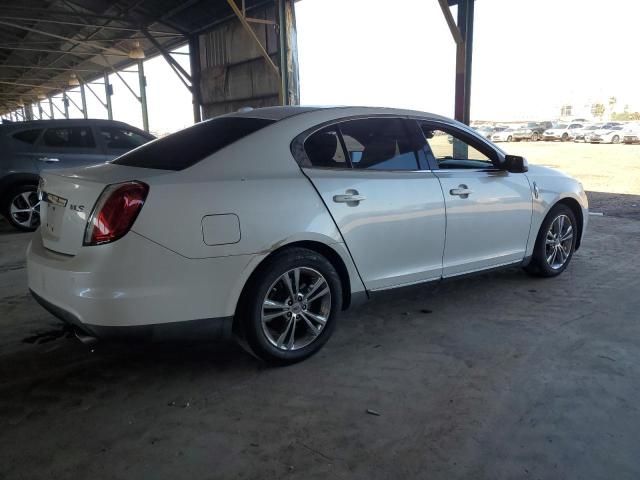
left=9, top=190, right=41, bottom=229
left=545, top=214, right=573, bottom=269
left=261, top=267, right=331, bottom=351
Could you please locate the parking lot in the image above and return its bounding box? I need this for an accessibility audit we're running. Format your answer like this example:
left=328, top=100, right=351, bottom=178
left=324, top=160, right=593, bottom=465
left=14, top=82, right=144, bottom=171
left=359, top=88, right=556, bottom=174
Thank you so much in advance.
left=1, top=143, right=640, bottom=479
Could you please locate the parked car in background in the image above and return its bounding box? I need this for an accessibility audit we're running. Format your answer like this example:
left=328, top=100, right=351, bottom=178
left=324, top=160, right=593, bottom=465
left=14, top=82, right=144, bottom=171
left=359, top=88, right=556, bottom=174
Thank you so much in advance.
left=589, top=125, right=625, bottom=144
left=0, top=119, right=154, bottom=231
left=542, top=123, right=584, bottom=141
left=622, top=123, right=640, bottom=144
left=512, top=122, right=553, bottom=142
left=491, top=127, right=518, bottom=142
left=27, top=106, right=588, bottom=364
left=583, top=122, right=621, bottom=143
left=473, top=125, right=496, bottom=140
left=572, top=124, right=601, bottom=142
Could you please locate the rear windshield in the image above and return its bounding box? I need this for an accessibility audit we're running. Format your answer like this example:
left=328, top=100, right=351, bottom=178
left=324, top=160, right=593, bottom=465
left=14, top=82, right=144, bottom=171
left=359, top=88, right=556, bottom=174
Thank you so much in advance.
left=113, top=117, right=275, bottom=170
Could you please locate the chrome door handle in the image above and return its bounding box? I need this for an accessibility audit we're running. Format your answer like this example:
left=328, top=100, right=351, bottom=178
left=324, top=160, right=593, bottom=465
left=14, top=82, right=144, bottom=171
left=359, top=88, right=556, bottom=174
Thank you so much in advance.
left=449, top=184, right=472, bottom=198
left=333, top=190, right=366, bottom=204
left=38, top=157, right=60, bottom=163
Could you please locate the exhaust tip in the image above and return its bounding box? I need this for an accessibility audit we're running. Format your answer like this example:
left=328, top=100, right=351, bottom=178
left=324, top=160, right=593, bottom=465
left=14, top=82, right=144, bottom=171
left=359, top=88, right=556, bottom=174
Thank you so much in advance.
left=74, top=328, right=98, bottom=346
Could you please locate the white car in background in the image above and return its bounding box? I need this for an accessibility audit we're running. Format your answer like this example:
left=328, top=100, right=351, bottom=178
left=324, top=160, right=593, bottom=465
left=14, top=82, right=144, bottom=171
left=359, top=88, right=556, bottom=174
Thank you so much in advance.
left=542, top=123, right=584, bottom=141
left=572, top=124, right=601, bottom=142
left=622, top=123, right=640, bottom=144
left=491, top=127, right=518, bottom=142
left=27, top=106, right=588, bottom=364
left=589, top=125, right=625, bottom=144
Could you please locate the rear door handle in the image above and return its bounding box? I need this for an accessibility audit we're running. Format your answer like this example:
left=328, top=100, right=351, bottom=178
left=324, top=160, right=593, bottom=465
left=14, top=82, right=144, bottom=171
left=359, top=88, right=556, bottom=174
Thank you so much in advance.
left=38, top=157, right=60, bottom=163
left=333, top=189, right=366, bottom=205
left=449, top=184, right=473, bottom=198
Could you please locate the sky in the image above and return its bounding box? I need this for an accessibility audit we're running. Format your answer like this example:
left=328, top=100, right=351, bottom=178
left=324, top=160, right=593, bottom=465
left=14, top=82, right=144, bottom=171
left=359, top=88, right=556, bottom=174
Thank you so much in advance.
left=14, top=0, right=640, bottom=131
left=296, top=0, right=640, bottom=121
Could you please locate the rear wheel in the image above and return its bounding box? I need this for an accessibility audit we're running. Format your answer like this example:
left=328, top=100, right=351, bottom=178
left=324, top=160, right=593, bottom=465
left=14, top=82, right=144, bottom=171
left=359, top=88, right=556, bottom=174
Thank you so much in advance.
left=239, top=247, right=342, bottom=364
left=532, top=132, right=540, bottom=141
left=2, top=184, right=41, bottom=232
left=525, top=204, right=577, bottom=277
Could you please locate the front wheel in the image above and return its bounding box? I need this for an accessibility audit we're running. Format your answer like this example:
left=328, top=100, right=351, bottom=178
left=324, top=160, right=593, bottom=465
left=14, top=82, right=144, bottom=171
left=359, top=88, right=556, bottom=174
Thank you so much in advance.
left=612, top=135, right=620, bottom=144
left=525, top=204, right=577, bottom=277
left=532, top=132, right=540, bottom=142
left=507, top=135, right=513, bottom=142
left=2, top=184, right=41, bottom=232
left=239, top=247, right=342, bottom=364
left=561, top=133, right=569, bottom=142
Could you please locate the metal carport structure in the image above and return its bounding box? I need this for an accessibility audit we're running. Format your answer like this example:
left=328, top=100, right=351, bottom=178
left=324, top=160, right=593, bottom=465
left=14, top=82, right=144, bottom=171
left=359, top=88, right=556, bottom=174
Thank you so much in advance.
left=0, top=0, right=475, bottom=128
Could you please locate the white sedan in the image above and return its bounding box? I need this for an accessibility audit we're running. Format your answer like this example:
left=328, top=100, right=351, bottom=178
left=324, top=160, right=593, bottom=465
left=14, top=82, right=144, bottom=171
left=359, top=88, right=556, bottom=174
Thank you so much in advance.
left=27, top=107, right=588, bottom=364
left=543, top=123, right=584, bottom=141
left=490, top=127, right=517, bottom=142
left=588, top=125, right=625, bottom=144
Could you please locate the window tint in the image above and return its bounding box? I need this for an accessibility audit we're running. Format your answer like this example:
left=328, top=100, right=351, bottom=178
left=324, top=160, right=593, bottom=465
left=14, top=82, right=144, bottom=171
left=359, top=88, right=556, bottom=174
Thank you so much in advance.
left=43, top=127, right=96, bottom=148
left=419, top=123, right=495, bottom=170
left=338, top=118, right=419, bottom=171
left=12, top=129, right=42, bottom=144
left=304, top=127, right=348, bottom=168
left=113, top=117, right=275, bottom=170
left=100, top=127, right=150, bottom=150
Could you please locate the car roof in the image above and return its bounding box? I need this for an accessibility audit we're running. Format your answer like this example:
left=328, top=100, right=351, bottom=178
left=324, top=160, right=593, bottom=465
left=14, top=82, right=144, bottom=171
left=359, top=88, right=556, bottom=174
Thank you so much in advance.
left=225, top=105, right=453, bottom=123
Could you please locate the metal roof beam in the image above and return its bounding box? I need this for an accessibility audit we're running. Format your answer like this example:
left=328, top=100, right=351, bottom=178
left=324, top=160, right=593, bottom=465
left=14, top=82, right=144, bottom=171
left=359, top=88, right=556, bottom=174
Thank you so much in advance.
left=0, top=14, right=176, bottom=35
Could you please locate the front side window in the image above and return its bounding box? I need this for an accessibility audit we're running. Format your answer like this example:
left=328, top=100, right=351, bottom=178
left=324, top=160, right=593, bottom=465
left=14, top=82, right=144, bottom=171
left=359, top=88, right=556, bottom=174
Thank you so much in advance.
left=419, top=122, right=496, bottom=170
left=100, top=127, right=150, bottom=150
left=43, top=127, right=96, bottom=148
left=338, top=118, right=419, bottom=171
left=12, top=129, right=42, bottom=144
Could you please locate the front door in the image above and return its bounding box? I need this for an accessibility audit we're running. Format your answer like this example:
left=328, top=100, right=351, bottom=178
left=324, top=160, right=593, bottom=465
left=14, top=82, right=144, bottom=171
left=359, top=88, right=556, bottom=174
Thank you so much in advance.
left=301, top=117, right=446, bottom=290
left=418, top=121, right=533, bottom=277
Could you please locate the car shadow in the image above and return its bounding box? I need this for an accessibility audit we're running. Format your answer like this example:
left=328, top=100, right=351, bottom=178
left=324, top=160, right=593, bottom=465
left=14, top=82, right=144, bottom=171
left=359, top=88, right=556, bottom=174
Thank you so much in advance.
left=586, top=191, right=640, bottom=220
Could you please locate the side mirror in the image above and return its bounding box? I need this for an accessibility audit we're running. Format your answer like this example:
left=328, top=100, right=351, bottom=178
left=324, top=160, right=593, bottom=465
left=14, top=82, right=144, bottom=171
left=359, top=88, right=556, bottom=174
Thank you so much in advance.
left=503, top=154, right=528, bottom=173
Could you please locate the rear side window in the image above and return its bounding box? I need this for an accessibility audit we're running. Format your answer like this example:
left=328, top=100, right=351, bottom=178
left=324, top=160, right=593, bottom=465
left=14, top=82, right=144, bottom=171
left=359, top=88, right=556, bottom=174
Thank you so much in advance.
left=339, top=118, right=419, bottom=171
left=43, top=127, right=96, bottom=148
left=304, top=127, right=348, bottom=168
left=113, top=117, right=275, bottom=170
left=12, top=129, right=42, bottom=144
left=100, top=126, right=151, bottom=150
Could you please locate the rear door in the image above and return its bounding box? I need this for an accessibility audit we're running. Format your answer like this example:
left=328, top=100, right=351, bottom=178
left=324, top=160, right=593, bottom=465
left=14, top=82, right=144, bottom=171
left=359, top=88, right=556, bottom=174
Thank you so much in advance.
left=33, top=124, right=107, bottom=172
left=417, top=120, right=533, bottom=277
left=299, top=117, right=446, bottom=291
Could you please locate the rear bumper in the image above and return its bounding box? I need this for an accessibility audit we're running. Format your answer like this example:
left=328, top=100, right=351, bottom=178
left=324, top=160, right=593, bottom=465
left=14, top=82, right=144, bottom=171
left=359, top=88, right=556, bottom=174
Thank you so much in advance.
left=27, top=231, right=263, bottom=334
left=30, top=289, right=232, bottom=341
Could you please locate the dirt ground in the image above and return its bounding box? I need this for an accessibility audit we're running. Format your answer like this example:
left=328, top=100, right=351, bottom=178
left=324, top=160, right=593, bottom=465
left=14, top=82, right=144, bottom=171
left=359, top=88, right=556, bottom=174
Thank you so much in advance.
left=1, top=143, right=639, bottom=479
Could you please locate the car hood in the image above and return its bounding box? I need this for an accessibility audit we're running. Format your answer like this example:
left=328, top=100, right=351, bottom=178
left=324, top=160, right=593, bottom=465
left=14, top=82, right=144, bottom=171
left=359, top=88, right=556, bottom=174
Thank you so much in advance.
left=592, top=129, right=617, bottom=135
left=525, top=163, right=573, bottom=178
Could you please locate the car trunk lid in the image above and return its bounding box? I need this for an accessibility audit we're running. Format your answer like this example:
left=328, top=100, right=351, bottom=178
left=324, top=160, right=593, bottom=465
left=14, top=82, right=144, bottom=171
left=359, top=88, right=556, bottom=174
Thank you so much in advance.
left=39, top=163, right=167, bottom=256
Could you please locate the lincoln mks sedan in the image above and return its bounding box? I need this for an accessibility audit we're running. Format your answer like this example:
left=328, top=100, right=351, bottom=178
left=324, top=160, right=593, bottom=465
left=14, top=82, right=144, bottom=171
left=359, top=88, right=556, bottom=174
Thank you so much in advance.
left=27, top=106, right=588, bottom=363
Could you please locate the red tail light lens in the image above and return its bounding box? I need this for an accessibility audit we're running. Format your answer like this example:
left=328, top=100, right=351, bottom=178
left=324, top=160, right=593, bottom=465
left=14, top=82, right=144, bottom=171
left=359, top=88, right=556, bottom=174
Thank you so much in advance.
left=84, top=181, right=149, bottom=246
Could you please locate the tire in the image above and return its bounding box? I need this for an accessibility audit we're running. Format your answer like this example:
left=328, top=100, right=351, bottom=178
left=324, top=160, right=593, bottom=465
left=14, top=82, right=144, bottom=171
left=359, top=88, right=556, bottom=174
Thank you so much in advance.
left=524, top=204, right=577, bottom=277
left=612, top=135, right=620, bottom=144
left=2, top=183, right=41, bottom=232
left=561, top=133, right=569, bottom=142
left=239, top=247, right=343, bottom=364
left=532, top=132, right=540, bottom=142
left=507, top=135, right=513, bottom=142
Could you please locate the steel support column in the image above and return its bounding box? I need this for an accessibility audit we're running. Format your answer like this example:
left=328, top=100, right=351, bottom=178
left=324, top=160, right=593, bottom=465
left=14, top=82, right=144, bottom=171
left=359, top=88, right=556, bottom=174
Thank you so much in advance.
left=62, top=91, right=69, bottom=118
left=37, top=102, right=44, bottom=119
left=138, top=60, right=149, bottom=132
left=277, top=0, right=289, bottom=105
left=80, top=83, right=88, bottom=119
left=104, top=72, right=113, bottom=120
left=48, top=97, right=54, bottom=119
left=455, top=0, right=474, bottom=125
left=188, top=35, right=202, bottom=123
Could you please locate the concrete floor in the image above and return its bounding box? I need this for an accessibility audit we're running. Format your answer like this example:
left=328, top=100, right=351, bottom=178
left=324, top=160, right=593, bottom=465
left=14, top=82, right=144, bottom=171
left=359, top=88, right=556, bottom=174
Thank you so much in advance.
left=1, top=211, right=640, bottom=480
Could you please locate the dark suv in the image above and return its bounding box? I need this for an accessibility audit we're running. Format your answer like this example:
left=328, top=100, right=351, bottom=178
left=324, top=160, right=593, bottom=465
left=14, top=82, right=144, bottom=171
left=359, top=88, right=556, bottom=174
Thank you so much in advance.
left=0, top=119, right=154, bottom=231
left=512, top=121, right=554, bottom=142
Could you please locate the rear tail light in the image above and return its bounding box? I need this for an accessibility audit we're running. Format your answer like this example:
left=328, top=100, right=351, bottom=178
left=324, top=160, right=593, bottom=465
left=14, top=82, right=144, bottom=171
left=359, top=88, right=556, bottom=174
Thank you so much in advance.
left=84, top=181, right=149, bottom=246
